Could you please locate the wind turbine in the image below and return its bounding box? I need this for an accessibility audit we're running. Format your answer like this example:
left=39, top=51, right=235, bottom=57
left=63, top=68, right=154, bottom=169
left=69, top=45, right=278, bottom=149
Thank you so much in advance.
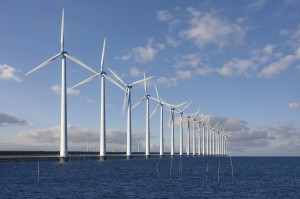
left=176, top=102, right=192, bottom=157
left=26, top=9, right=97, bottom=162
left=180, top=109, right=198, bottom=156
left=191, top=107, right=201, bottom=156
left=165, top=101, right=188, bottom=157
left=107, top=68, right=153, bottom=159
left=132, top=72, right=156, bottom=158
left=72, top=38, right=126, bottom=160
left=150, top=83, right=166, bottom=158
left=196, top=115, right=207, bottom=156
left=212, top=121, right=219, bottom=156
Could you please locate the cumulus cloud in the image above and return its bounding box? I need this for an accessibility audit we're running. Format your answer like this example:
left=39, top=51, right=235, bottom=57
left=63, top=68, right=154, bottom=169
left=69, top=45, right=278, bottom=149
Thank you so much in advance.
left=0, top=112, right=32, bottom=127
left=156, top=10, right=173, bottom=21
left=130, top=66, right=141, bottom=77
left=218, top=58, right=257, bottom=77
left=119, top=38, right=165, bottom=64
left=182, top=9, right=246, bottom=49
left=19, top=125, right=147, bottom=152
left=156, top=76, right=178, bottom=87
left=258, top=47, right=300, bottom=77
left=288, top=102, right=300, bottom=110
left=0, top=64, right=22, bottom=82
left=246, top=0, right=267, bottom=11
left=175, top=70, right=193, bottom=80
left=51, top=84, right=80, bottom=95
left=166, top=35, right=180, bottom=47
left=174, top=53, right=202, bottom=68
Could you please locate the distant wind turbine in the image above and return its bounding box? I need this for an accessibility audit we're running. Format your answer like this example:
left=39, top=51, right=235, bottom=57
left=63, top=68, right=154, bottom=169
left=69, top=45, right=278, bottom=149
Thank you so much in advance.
left=132, top=72, right=156, bottom=158
left=150, top=83, right=166, bottom=157
left=107, top=68, right=153, bottom=159
left=165, top=101, right=187, bottom=157
left=26, top=9, right=97, bottom=162
left=176, top=102, right=192, bottom=156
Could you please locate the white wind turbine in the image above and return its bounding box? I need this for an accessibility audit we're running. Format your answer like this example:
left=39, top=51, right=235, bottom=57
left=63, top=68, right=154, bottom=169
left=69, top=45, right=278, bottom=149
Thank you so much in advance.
left=196, top=115, right=208, bottom=156
left=210, top=121, right=218, bottom=156
left=176, top=102, right=192, bottom=156
left=72, top=38, right=127, bottom=160
left=150, top=83, right=167, bottom=157
left=191, top=107, right=201, bottom=156
left=26, top=9, right=97, bottom=162
left=132, top=72, right=156, bottom=158
left=180, top=109, right=199, bottom=156
left=107, top=68, right=153, bottom=159
left=165, top=101, right=188, bottom=157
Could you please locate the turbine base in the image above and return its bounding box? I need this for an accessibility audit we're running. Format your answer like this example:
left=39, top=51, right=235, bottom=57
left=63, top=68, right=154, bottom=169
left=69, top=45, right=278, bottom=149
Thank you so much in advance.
left=100, top=156, right=106, bottom=161
left=126, top=155, right=132, bottom=160
left=145, top=155, right=150, bottom=159
left=59, top=157, right=68, bottom=163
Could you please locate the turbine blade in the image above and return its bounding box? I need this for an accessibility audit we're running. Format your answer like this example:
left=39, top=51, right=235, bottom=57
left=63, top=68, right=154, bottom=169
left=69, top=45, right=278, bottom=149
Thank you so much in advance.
left=168, top=112, right=172, bottom=126
left=72, top=73, right=100, bottom=88
left=131, top=76, right=154, bottom=86
left=150, top=103, right=160, bottom=118
left=26, top=53, right=61, bottom=75
left=132, top=96, right=146, bottom=109
left=61, top=9, right=64, bottom=52
left=103, top=74, right=127, bottom=92
left=122, top=91, right=128, bottom=115
left=143, top=72, right=147, bottom=94
left=64, top=54, right=97, bottom=74
left=175, top=101, right=188, bottom=108
left=149, top=96, right=160, bottom=103
left=100, top=38, right=106, bottom=72
left=154, top=83, right=160, bottom=100
left=182, top=101, right=192, bottom=112
left=107, top=68, right=127, bottom=87
left=214, top=121, right=219, bottom=128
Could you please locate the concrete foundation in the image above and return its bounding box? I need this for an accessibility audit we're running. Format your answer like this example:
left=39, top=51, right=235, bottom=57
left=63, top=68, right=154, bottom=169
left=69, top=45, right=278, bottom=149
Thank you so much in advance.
left=126, top=155, right=132, bottom=160
left=100, top=156, right=106, bottom=161
left=59, top=156, right=68, bottom=163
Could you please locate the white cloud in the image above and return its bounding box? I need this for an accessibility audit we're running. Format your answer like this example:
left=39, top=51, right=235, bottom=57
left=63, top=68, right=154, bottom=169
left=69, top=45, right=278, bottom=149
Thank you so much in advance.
left=174, top=53, right=202, bottom=68
left=258, top=47, right=300, bottom=77
left=288, top=102, right=300, bottom=110
left=195, top=66, right=213, bottom=76
left=0, top=111, right=32, bottom=127
left=51, top=84, right=80, bottom=95
left=182, top=10, right=246, bottom=49
left=175, top=70, right=193, bottom=80
left=156, top=76, right=178, bottom=87
left=19, top=125, right=145, bottom=152
left=120, top=38, right=165, bottom=64
left=156, top=10, right=173, bottom=21
left=130, top=66, right=141, bottom=77
left=218, top=58, right=256, bottom=77
left=246, top=0, right=267, bottom=11
left=166, top=35, right=180, bottom=47
left=263, top=44, right=275, bottom=55
left=0, top=64, right=22, bottom=82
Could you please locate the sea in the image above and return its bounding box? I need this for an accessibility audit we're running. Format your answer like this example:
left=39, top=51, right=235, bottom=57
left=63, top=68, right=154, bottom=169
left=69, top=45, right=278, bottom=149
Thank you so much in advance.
left=1, top=156, right=299, bottom=198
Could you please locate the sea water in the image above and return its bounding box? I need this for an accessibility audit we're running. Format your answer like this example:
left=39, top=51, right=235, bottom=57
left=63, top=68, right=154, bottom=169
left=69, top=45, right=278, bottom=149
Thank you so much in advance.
left=1, top=157, right=299, bottom=198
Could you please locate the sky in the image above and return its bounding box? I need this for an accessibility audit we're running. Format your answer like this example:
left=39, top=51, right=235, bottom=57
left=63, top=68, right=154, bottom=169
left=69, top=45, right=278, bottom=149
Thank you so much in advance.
left=0, top=0, right=300, bottom=156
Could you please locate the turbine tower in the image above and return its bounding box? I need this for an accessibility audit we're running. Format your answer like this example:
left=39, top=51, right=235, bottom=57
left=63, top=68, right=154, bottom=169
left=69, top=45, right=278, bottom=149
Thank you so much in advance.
left=150, top=83, right=166, bottom=158
left=191, top=107, right=200, bottom=156
left=176, top=102, right=192, bottom=157
left=132, top=72, right=156, bottom=158
left=72, top=38, right=115, bottom=160
left=165, top=101, right=187, bottom=157
left=26, top=9, right=97, bottom=162
left=107, top=68, right=153, bottom=159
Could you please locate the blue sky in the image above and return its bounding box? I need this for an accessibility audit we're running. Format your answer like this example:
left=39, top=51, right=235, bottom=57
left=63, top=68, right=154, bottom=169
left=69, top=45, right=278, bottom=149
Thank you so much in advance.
left=0, top=0, right=300, bottom=156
